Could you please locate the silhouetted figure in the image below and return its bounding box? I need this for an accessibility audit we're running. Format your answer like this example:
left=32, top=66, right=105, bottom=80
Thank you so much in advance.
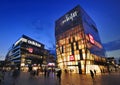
left=47, top=69, right=50, bottom=77
left=57, top=69, right=62, bottom=82
left=94, top=69, right=96, bottom=76
left=36, top=69, right=39, bottom=76
left=108, top=70, right=111, bottom=74
left=64, top=69, right=67, bottom=73
left=33, top=70, right=36, bottom=77
left=28, top=65, right=32, bottom=72
left=44, top=68, right=47, bottom=78
left=90, top=70, right=94, bottom=80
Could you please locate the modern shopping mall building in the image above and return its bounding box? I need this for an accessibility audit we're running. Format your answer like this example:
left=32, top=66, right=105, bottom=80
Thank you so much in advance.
left=55, top=5, right=107, bottom=74
left=5, top=35, right=48, bottom=71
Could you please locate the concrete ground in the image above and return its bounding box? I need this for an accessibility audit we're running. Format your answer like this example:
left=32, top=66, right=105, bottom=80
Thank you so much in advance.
left=1, top=71, right=120, bottom=85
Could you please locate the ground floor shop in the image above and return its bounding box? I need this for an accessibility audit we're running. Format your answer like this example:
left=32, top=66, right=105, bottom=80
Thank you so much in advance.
left=58, top=55, right=108, bottom=74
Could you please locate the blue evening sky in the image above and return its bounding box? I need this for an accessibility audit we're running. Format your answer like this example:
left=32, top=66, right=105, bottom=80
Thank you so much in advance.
left=0, top=0, right=120, bottom=60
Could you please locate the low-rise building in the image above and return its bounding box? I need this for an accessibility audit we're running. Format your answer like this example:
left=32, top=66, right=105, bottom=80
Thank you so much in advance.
left=5, top=35, right=48, bottom=71
left=107, top=57, right=117, bottom=72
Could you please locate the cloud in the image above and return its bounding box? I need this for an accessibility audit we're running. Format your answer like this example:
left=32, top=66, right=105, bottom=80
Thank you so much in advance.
left=103, top=39, right=120, bottom=51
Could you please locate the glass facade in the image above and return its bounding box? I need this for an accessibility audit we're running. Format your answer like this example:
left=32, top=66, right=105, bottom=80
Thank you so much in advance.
left=5, top=35, right=48, bottom=71
left=55, top=5, right=107, bottom=74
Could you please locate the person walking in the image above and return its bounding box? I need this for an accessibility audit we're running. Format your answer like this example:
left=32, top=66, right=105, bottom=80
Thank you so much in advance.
left=57, top=69, right=62, bottom=82
left=94, top=69, right=96, bottom=76
left=47, top=69, right=50, bottom=77
left=90, top=70, right=94, bottom=80
left=44, top=67, right=47, bottom=78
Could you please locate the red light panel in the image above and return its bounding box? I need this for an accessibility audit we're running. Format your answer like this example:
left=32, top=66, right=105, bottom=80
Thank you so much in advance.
left=28, top=48, right=33, bottom=53
left=70, top=55, right=75, bottom=61
left=89, top=34, right=95, bottom=44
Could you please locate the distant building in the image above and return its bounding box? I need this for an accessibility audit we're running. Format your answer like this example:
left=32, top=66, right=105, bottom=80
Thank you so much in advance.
left=0, top=60, right=5, bottom=69
left=5, top=35, right=48, bottom=71
left=55, top=5, right=107, bottom=74
left=107, top=57, right=117, bottom=72
left=47, top=50, right=56, bottom=63
left=47, top=55, right=56, bottom=68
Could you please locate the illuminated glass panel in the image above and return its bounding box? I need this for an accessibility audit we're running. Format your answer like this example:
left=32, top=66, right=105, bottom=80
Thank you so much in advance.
left=81, top=61, right=85, bottom=65
left=86, top=61, right=90, bottom=64
left=86, top=65, right=101, bottom=73
left=83, top=53, right=86, bottom=59
left=86, top=52, right=90, bottom=60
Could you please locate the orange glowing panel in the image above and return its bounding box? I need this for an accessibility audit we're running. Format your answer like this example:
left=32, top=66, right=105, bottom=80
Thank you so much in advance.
left=70, top=55, right=75, bottom=61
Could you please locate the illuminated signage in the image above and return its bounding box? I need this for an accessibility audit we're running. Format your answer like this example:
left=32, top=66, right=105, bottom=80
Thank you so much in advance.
left=88, top=34, right=102, bottom=48
left=28, top=48, right=33, bottom=53
left=62, top=11, right=78, bottom=24
left=15, top=38, right=27, bottom=46
left=89, top=34, right=95, bottom=44
left=94, top=41, right=102, bottom=48
left=70, top=55, right=75, bottom=61
left=28, top=40, right=41, bottom=47
left=48, top=63, right=55, bottom=66
left=14, top=37, right=41, bottom=47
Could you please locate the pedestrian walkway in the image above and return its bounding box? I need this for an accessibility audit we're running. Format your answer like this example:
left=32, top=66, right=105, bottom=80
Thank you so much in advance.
left=2, top=71, right=120, bottom=85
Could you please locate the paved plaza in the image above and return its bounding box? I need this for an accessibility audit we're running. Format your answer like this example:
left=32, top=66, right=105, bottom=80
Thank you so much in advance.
left=1, top=71, right=120, bottom=85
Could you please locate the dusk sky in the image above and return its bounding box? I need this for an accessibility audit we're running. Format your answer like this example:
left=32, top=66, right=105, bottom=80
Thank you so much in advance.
left=0, top=0, right=120, bottom=60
